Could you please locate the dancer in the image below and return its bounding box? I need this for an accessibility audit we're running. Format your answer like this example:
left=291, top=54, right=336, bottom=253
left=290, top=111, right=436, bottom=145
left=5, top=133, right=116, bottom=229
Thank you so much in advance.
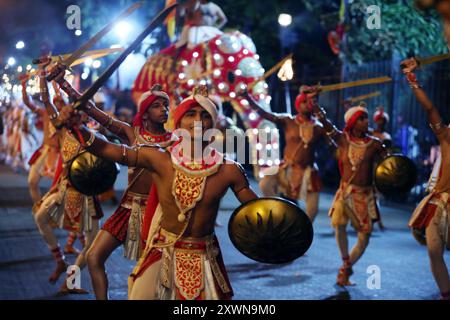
left=20, top=76, right=60, bottom=209
left=310, top=87, right=388, bottom=286
left=56, top=73, right=172, bottom=299
left=372, top=107, right=392, bottom=149
left=57, top=85, right=258, bottom=300
left=33, top=60, right=103, bottom=294
left=243, top=87, right=325, bottom=222
left=402, top=57, right=450, bottom=300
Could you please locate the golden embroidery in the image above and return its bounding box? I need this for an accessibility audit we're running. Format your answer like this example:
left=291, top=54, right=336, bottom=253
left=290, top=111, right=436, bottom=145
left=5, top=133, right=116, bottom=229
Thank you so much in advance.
left=206, top=238, right=231, bottom=293
left=170, top=148, right=223, bottom=223
left=173, top=171, right=207, bottom=222
left=64, top=187, right=83, bottom=221
left=175, top=250, right=204, bottom=300
left=61, top=131, right=82, bottom=163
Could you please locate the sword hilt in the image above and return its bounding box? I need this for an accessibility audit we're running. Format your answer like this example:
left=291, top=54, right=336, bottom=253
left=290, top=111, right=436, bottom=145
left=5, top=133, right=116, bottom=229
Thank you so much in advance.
left=46, top=63, right=67, bottom=82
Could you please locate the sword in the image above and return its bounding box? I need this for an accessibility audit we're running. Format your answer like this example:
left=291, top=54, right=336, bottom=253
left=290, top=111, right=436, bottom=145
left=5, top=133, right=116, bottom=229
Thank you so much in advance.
left=28, top=47, right=124, bottom=78
left=317, top=76, right=391, bottom=92
left=74, top=3, right=178, bottom=109
left=344, top=91, right=381, bottom=104
left=416, top=53, right=450, bottom=66
left=45, top=2, right=142, bottom=81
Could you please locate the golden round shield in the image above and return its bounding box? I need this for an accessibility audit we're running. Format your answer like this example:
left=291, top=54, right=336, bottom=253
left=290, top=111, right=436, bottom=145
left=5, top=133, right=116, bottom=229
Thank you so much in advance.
left=68, top=151, right=119, bottom=196
left=228, top=197, right=314, bottom=264
left=374, top=154, right=417, bottom=195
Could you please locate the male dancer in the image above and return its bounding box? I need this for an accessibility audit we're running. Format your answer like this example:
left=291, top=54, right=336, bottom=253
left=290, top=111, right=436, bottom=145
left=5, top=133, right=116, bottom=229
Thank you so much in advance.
left=20, top=76, right=60, bottom=208
left=21, top=77, right=83, bottom=254
left=243, top=87, right=325, bottom=222
left=402, top=57, right=450, bottom=300
left=372, top=107, right=392, bottom=149
left=55, top=73, right=172, bottom=299
left=57, top=85, right=258, bottom=300
left=310, top=88, right=388, bottom=286
left=33, top=61, right=103, bottom=294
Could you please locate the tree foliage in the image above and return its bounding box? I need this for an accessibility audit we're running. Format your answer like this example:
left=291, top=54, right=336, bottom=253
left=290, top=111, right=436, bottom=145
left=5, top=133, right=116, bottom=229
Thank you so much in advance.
left=332, top=0, right=446, bottom=64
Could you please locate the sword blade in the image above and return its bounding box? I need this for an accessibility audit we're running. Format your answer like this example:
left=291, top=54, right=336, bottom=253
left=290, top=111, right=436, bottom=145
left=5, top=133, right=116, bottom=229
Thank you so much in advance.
left=76, top=3, right=178, bottom=107
left=320, top=76, right=391, bottom=92
left=416, top=53, right=450, bottom=66
left=346, top=91, right=381, bottom=103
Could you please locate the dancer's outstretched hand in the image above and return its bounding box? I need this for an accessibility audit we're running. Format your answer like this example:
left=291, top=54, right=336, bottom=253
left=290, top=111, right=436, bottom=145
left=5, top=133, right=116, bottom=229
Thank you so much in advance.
left=400, top=58, right=418, bottom=74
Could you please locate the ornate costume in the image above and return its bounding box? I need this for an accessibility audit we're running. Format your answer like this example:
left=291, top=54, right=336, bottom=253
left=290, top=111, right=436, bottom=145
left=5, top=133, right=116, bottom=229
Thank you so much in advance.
left=102, top=127, right=172, bottom=260
left=329, top=132, right=380, bottom=233
left=41, top=130, right=103, bottom=233
left=409, top=126, right=450, bottom=246
left=128, top=87, right=232, bottom=300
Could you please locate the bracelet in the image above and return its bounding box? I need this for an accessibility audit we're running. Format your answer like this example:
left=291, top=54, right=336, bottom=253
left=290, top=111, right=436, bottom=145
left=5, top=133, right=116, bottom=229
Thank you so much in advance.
left=104, top=116, right=114, bottom=129
left=430, top=121, right=444, bottom=131
left=314, top=109, right=326, bottom=119
left=121, top=145, right=127, bottom=163
left=83, top=132, right=96, bottom=148
left=326, top=126, right=338, bottom=137
left=409, top=83, right=422, bottom=89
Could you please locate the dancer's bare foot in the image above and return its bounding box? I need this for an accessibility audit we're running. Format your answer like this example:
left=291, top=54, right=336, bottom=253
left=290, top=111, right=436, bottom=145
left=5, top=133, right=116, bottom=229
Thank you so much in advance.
left=49, top=260, right=68, bottom=284
left=336, top=266, right=354, bottom=287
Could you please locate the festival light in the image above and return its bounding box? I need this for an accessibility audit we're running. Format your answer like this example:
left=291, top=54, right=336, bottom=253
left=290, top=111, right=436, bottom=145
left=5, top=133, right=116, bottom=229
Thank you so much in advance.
left=115, top=21, right=132, bottom=39
left=7, top=57, right=16, bottom=66
left=16, top=41, right=25, bottom=49
left=278, top=13, right=292, bottom=27
left=84, top=58, right=93, bottom=67
left=92, top=60, right=102, bottom=69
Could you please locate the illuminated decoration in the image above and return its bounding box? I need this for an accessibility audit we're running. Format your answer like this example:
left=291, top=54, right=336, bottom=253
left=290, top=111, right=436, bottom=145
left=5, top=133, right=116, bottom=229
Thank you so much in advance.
left=217, top=34, right=242, bottom=54
left=238, top=57, right=264, bottom=78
